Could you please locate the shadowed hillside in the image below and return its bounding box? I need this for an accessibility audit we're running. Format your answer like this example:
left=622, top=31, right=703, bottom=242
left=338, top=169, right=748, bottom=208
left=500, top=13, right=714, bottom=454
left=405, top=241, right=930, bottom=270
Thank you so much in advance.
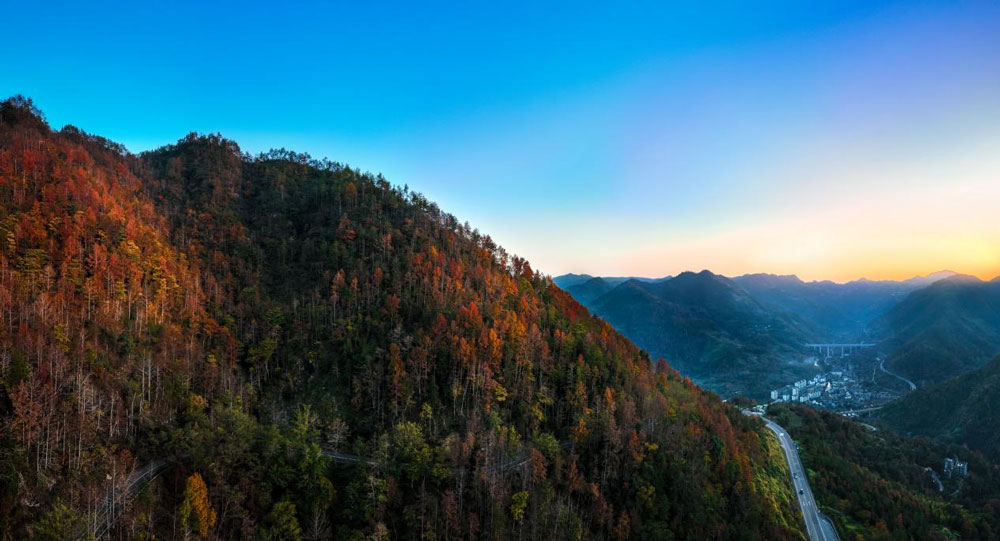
left=564, top=276, right=616, bottom=305
left=872, top=276, right=1000, bottom=386
left=583, top=271, right=820, bottom=397
left=881, top=355, right=1000, bottom=460
left=733, top=273, right=924, bottom=340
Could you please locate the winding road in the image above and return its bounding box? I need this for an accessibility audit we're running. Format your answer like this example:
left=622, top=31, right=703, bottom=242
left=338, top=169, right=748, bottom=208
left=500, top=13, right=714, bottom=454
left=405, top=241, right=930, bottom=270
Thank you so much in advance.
left=747, top=412, right=840, bottom=541
left=879, top=359, right=917, bottom=391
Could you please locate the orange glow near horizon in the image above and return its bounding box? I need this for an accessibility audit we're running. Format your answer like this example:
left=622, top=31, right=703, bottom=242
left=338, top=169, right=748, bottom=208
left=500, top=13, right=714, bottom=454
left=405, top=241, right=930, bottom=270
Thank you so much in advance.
left=599, top=235, right=1000, bottom=284
left=518, top=112, right=1000, bottom=284
left=567, top=211, right=1000, bottom=283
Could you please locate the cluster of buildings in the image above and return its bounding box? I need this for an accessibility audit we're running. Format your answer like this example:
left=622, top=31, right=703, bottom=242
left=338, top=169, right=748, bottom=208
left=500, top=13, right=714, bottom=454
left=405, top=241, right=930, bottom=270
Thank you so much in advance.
left=943, top=458, right=969, bottom=478
left=769, top=371, right=860, bottom=406
left=764, top=343, right=916, bottom=411
left=770, top=374, right=831, bottom=403
left=764, top=346, right=915, bottom=413
left=768, top=365, right=899, bottom=411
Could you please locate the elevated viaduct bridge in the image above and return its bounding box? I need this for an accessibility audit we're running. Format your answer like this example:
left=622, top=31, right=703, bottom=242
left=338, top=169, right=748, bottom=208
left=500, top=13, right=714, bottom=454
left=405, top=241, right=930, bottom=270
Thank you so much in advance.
left=804, top=343, right=876, bottom=358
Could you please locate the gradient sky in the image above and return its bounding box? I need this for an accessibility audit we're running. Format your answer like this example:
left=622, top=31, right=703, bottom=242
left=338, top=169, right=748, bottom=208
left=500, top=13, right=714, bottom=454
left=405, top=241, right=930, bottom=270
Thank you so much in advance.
left=6, top=1, right=1000, bottom=282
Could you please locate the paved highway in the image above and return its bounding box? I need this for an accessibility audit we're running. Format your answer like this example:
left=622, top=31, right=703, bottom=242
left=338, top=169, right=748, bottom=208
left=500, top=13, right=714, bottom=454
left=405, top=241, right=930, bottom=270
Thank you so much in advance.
left=749, top=413, right=840, bottom=541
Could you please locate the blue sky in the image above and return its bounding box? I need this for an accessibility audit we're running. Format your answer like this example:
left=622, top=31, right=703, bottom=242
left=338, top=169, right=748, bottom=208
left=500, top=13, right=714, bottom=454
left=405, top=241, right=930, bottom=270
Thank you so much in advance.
left=6, top=1, right=1000, bottom=280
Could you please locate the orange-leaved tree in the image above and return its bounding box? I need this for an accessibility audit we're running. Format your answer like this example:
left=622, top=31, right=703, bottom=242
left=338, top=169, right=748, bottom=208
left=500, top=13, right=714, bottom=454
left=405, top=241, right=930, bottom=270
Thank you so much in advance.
left=179, top=472, right=217, bottom=539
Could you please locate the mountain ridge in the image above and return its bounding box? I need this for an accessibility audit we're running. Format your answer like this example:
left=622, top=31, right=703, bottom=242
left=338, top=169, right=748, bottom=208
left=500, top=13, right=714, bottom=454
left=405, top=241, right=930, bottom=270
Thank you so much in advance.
left=556, top=270, right=960, bottom=289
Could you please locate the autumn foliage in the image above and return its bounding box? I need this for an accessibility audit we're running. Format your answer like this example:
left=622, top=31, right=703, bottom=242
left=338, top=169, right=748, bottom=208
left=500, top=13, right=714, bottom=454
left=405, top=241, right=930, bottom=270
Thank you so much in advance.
left=0, top=96, right=803, bottom=539
left=180, top=472, right=217, bottom=538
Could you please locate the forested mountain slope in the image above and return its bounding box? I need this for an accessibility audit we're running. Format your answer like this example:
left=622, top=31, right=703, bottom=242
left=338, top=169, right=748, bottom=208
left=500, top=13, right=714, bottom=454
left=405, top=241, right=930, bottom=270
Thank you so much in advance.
left=881, top=355, right=1000, bottom=460
left=872, top=276, right=1000, bottom=386
left=585, top=271, right=819, bottom=397
left=0, top=97, right=804, bottom=539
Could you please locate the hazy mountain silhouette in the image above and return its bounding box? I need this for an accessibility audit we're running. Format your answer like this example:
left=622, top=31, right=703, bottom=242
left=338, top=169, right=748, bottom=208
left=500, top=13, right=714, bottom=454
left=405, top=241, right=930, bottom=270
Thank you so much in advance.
left=555, top=269, right=979, bottom=397
left=732, top=273, right=929, bottom=339
left=579, top=271, right=820, bottom=396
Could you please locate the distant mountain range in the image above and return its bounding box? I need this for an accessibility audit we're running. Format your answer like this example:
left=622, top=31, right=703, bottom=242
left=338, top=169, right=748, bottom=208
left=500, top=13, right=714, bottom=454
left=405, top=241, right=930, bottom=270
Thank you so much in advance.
left=558, top=273, right=671, bottom=304
left=582, top=270, right=822, bottom=396
left=554, top=269, right=1000, bottom=397
left=731, top=273, right=918, bottom=340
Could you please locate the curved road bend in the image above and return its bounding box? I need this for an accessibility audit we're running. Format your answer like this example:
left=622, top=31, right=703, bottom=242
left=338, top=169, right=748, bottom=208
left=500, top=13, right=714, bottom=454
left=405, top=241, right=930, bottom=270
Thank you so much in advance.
left=86, top=458, right=172, bottom=539
left=747, top=412, right=840, bottom=541
left=879, top=359, right=917, bottom=391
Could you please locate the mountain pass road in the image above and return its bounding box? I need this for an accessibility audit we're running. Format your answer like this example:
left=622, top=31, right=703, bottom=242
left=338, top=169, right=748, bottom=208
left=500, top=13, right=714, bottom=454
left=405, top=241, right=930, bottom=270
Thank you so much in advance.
left=747, top=412, right=840, bottom=541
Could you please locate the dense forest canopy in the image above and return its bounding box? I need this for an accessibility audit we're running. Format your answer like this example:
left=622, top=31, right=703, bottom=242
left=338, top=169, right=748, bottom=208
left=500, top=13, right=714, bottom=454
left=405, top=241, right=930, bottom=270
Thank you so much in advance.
left=880, top=355, right=1000, bottom=460
left=0, top=96, right=803, bottom=539
left=872, top=277, right=1000, bottom=387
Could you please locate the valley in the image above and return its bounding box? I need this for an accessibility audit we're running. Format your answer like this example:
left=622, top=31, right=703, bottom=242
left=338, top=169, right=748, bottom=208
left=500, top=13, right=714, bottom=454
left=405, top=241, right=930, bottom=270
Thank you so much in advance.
left=767, top=354, right=896, bottom=413
left=556, top=271, right=1000, bottom=412
left=557, top=269, right=1000, bottom=538
left=7, top=2, right=1000, bottom=538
